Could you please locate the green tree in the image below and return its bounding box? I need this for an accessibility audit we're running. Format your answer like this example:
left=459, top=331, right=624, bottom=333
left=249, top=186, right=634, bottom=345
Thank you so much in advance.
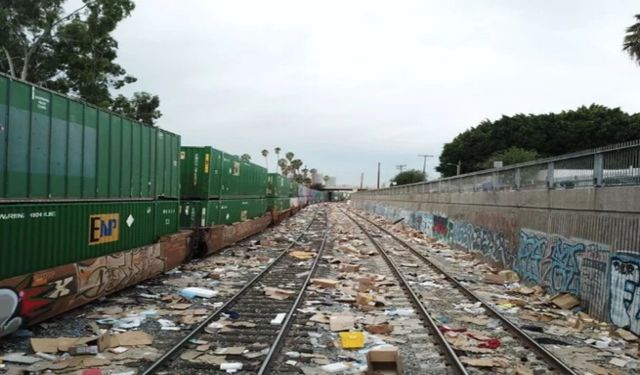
left=111, top=92, right=162, bottom=125
left=482, top=147, right=539, bottom=169
left=437, top=104, right=640, bottom=177
left=0, top=0, right=161, bottom=123
left=392, top=169, right=425, bottom=186
left=278, top=158, right=288, bottom=176
left=623, top=14, right=640, bottom=64
left=261, top=149, right=269, bottom=170
left=274, top=147, right=281, bottom=174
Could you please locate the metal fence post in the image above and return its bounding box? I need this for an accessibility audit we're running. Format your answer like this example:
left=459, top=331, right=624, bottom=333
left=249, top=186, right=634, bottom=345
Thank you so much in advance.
left=594, top=153, right=604, bottom=187
left=547, top=162, right=555, bottom=189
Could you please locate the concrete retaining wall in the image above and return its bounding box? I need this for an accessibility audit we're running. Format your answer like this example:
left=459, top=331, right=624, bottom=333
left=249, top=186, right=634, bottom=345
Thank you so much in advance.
left=352, top=186, right=640, bottom=334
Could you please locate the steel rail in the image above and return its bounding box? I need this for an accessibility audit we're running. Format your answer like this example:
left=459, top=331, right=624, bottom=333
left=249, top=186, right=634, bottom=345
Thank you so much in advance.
left=257, top=220, right=329, bottom=374
left=142, top=210, right=323, bottom=375
left=340, top=208, right=468, bottom=375
left=349, top=208, right=578, bottom=375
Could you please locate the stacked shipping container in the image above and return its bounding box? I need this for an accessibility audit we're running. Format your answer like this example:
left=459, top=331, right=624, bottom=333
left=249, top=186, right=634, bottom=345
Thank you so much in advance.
left=179, top=146, right=268, bottom=227
left=266, top=173, right=292, bottom=214
left=0, top=73, right=180, bottom=280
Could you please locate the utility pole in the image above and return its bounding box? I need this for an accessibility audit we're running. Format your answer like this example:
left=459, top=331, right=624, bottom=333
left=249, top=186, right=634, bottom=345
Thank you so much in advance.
left=418, top=154, right=434, bottom=180
left=396, top=164, right=406, bottom=173
left=360, top=172, right=364, bottom=189
left=376, top=162, right=381, bottom=189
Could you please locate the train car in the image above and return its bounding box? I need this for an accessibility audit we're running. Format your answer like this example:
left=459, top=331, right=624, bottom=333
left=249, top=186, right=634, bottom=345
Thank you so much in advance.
left=0, top=73, right=180, bottom=202
left=180, top=147, right=267, bottom=200
left=0, top=75, right=328, bottom=336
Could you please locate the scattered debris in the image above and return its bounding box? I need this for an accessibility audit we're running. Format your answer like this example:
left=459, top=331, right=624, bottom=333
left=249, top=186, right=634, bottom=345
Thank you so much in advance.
left=550, top=293, right=581, bottom=310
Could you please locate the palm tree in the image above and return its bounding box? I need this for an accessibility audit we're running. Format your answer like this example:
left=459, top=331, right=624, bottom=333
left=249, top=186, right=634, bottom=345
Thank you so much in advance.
left=278, top=158, right=288, bottom=176
left=274, top=147, right=281, bottom=173
left=261, top=149, right=269, bottom=171
left=623, top=14, right=640, bottom=64
left=291, top=159, right=303, bottom=178
left=284, top=152, right=295, bottom=177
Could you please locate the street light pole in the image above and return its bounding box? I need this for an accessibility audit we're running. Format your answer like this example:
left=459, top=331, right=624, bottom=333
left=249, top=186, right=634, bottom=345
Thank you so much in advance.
left=446, top=161, right=462, bottom=176
left=418, top=154, right=434, bottom=179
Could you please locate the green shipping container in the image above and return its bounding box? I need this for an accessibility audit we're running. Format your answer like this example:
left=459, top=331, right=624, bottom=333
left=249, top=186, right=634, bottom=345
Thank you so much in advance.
left=220, top=154, right=267, bottom=198
left=180, top=147, right=223, bottom=199
left=180, top=200, right=220, bottom=228
left=267, top=173, right=291, bottom=198
left=0, top=74, right=180, bottom=202
left=267, top=197, right=291, bottom=212
left=289, top=181, right=299, bottom=197
left=0, top=200, right=179, bottom=280
left=218, top=199, right=267, bottom=225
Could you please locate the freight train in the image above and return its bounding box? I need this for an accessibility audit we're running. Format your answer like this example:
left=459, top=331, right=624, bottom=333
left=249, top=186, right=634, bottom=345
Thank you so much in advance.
left=0, top=73, right=330, bottom=337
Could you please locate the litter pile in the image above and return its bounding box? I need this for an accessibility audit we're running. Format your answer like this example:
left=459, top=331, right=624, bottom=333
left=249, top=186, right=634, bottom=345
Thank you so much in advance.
left=0, top=211, right=318, bottom=374
left=363, top=209, right=640, bottom=374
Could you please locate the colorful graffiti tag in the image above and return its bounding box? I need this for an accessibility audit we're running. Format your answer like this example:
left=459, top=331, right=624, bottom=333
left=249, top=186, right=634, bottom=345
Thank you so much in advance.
left=609, top=252, right=640, bottom=335
left=77, top=245, right=166, bottom=300
left=515, top=229, right=607, bottom=295
left=0, top=242, right=185, bottom=338
left=432, top=215, right=450, bottom=240
left=356, top=201, right=514, bottom=268
left=0, top=289, right=22, bottom=337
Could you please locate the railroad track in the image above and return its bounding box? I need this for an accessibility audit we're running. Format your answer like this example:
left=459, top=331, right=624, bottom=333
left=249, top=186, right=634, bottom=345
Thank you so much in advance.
left=142, top=208, right=328, bottom=375
left=340, top=208, right=578, bottom=375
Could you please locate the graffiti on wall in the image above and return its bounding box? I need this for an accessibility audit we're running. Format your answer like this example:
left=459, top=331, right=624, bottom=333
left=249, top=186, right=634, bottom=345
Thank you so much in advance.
left=545, top=238, right=585, bottom=295
left=76, top=245, right=165, bottom=300
left=472, top=225, right=513, bottom=268
left=580, top=247, right=610, bottom=320
left=0, top=289, right=22, bottom=337
left=0, top=244, right=169, bottom=338
left=609, top=252, right=640, bottom=335
left=355, top=200, right=640, bottom=334
left=357, top=201, right=514, bottom=268
left=432, top=215, right=450, bottom=240
left=515, top=229, right=608, bottom=295
left=410, top=212, right=433, bottom=238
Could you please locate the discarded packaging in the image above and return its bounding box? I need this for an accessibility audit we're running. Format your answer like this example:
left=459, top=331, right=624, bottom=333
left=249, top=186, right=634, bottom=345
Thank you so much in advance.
left=339, top=331, right=365, bottom=349
left=271, top=313, right=286, bottom=325
left=220, top=362, right=243, bottom=372
left=484, top=270, right=519, bottom=284
left=551, top=293, right=580, bottom=310
left=264, top=287, right=296, bottom=300
left=180, top=287, right=218, bottom=299
left=364, top=346, right=403, bottom=375
left=290, top=250, right=315, bottom=260
left=364, top=323, right=394, bottom=335
left=329, top=312, right=355, bottom=331
left=311, top=278, right=339, bottom=289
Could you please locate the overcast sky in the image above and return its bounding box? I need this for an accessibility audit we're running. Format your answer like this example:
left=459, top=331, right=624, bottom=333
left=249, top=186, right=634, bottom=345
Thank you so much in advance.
left=110, top=0, right=640, bottom=187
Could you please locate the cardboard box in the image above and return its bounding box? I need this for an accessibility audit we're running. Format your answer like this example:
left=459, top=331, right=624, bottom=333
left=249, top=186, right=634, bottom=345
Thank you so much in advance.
left=363, top=346, right=402, bottom=375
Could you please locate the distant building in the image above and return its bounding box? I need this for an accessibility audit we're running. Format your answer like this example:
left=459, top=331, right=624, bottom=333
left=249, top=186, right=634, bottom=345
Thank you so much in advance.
left=327, top=177, right=336, bottom=187
left=312, top=172, right=324, bottom=184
